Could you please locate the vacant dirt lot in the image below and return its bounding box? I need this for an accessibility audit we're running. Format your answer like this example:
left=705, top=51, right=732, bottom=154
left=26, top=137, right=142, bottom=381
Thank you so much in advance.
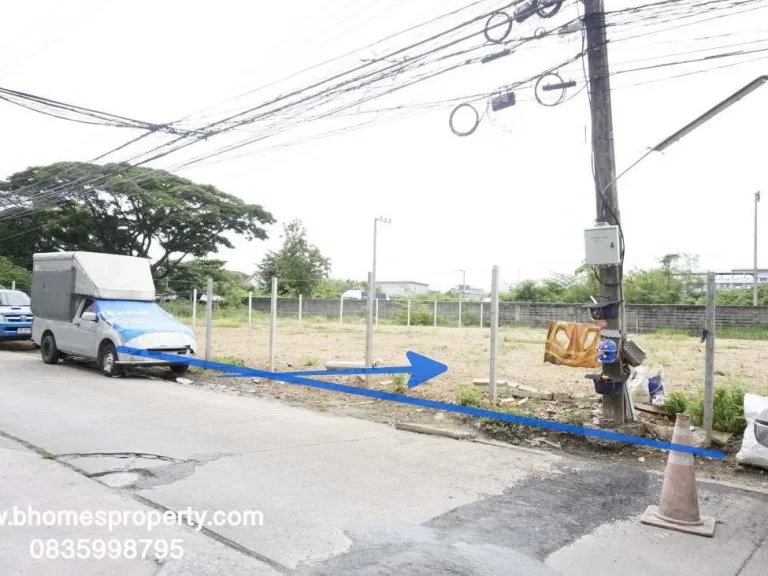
left=195, top=319, right=768, bottom=401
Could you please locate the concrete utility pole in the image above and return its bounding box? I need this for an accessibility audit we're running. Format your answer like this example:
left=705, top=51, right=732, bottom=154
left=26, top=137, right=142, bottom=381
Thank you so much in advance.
left=205, top=278, right=213, bottom=362
left=584, top=0, right=625, bottom=426
left=754, top=191, right=761, bottom=306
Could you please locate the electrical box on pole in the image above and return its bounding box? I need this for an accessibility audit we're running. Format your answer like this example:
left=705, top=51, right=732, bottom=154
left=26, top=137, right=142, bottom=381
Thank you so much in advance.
left=584, top=225, right=620, bottom=266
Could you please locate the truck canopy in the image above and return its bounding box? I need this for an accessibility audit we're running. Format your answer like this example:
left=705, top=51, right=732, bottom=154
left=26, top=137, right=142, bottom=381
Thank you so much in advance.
left=32, top=252, right=155, bottom=321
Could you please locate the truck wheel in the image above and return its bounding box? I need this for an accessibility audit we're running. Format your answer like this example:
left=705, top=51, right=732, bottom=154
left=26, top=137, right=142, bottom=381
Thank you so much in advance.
left=41, top=334, right=60, bottom=364
left=99, top=343, right=123, bottom=378
left=170, top=364, right=189, bottom=375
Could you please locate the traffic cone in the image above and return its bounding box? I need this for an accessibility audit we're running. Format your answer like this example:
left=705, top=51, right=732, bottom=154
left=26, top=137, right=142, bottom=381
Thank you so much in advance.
left=640, top=413, right=716, bottom=537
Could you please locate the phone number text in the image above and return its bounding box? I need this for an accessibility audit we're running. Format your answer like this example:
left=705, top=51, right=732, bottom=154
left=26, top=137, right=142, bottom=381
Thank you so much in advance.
left=29, top=538, right=184, bottom=560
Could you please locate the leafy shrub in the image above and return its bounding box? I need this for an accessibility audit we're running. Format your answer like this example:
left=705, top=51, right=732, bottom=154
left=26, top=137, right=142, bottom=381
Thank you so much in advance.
left=455, top=386, right=483, bottom=407
left=664, top=391, right=689, bottom=418
left=391, top=374, right=407, bottom=394
left=664, top=387, right=747, bottom=435
left=688, top=387, right=746, bottom=435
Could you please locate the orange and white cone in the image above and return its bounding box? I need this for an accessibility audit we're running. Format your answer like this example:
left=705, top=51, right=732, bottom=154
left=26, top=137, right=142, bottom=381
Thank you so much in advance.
left=640, top=413, right=716, bottom=537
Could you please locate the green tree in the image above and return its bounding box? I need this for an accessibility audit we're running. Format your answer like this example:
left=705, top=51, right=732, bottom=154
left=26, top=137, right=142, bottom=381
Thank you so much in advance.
left=257, top=219, right=331, bottom=296
left=0, top=162, right=275, bottom=278
left=162, top=259, right=251, bottom=303
left=0, top=256, right=31, bottom=289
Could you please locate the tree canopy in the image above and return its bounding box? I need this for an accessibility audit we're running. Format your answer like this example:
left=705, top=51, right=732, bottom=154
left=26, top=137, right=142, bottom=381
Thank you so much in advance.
left=256, top=219, right=331, bottom=296
left=0, top=256, right=31, bottom=289
left=0, top=162, right=275, bottom=278
left=159, top=258, right=251, bottom=302
left=501, top=253, right=714, bottom=305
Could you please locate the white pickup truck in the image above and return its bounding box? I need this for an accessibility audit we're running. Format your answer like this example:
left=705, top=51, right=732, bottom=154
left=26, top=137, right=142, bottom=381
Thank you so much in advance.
left=31, top=251, right=197, bottom=377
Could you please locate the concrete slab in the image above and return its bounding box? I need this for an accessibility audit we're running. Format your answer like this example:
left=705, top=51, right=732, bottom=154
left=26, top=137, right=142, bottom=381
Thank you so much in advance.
left=0, top=439, right=280, bottom=575
left=545, top=486, right=768, bottom=576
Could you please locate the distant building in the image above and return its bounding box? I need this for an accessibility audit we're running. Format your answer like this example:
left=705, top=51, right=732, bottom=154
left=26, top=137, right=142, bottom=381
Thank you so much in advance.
left=448, top=284, right=486, bottom=301
left=715, top=269, right=768, bottom=290
left=376, top=281, right=430, bottom=298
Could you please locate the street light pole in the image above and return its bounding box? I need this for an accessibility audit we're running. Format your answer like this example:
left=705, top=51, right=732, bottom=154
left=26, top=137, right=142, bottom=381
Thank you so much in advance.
left=755, top=191, right=761, bottom=306
left=371, top=216, right=391, bottom=304
left=457, top=269, right=466, bottom=299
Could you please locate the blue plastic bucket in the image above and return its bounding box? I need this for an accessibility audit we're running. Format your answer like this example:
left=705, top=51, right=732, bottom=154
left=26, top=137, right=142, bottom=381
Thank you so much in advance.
left=648, top=377, right=664, bottom=397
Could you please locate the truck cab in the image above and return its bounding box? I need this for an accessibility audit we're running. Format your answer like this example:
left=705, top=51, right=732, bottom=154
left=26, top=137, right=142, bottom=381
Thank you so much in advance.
left=31, top=251, right=197, bottom=377
left=0, top=289, right=33, bottom=341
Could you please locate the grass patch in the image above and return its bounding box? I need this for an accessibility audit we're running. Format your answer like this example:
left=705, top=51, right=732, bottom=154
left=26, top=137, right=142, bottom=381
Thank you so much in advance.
left=648, top=329, right=691, bottom=341
left=301, top=355, right=319, bottom=367
left=391, top=374, right=408, bottom=394
left=717, top=326, right=768, bottom=340
left=213, top=319, right=243, bottom=328
left=561, top=409, right=587, bottom=426
left=480, top=404, right=533, bottom=443
left=455, top=386, right=483, bottom=407
left=211, top=355, right=245, bottom=367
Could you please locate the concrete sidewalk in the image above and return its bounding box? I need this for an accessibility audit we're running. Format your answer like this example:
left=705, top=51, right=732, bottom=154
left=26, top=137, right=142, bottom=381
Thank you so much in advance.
left=0, top=435, right=279, bottom=575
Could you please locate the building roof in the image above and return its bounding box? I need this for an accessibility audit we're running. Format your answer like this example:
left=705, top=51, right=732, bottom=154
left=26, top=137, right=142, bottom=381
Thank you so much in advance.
left=376, top=280, right=430, bottom=286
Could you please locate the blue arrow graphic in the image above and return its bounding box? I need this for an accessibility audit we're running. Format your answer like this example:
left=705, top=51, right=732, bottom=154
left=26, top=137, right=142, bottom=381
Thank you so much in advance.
left=116, top=346, right=726, bottom=460
left=219, top=351, right=447, bottom=388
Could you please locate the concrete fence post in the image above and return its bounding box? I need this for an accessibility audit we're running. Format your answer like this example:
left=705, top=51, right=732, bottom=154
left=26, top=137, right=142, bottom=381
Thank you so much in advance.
left=269, top=277, right=277, bottom=371
left=489, top=266, right=500, bottom=404
left=433, top=301, right=438, bottom=327
left=11, top=280, right=15, bottom=290
left=365, top=272, right=374, bottom=387
left=704, top=271, right=716, bottom=446
left=248, top=291, right=253, bottom=325
left=339, top=296, right=344, bottom=327
left=298, top=294, right=303, bottom=324
left=205, top=278, right=213, bottom=361
left=407, top=299, right=411, bottom=327
left=192, top=288, right=197, bottom=329
left=375, top=298, right=379, bottom=326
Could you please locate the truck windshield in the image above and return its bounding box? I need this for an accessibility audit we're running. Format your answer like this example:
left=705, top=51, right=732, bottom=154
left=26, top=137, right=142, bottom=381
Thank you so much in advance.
left=0, top=291, right=30, bottom=306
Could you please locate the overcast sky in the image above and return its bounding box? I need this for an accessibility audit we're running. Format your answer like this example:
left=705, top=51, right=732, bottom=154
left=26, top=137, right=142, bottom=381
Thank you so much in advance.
left=1, top=0, right=766, bottom=291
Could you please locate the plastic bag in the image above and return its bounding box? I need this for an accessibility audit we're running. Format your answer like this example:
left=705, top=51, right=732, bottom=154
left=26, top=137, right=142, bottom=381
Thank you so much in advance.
left=627, top=365, right=665, bottom=406
left=736, top=393, right=768, bottom=470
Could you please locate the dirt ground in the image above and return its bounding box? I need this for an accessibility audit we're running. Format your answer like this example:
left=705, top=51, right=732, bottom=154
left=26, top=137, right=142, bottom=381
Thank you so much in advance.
left=197, top=319, right=768, bottom=400
left=180, top=319, right=768, bottom=486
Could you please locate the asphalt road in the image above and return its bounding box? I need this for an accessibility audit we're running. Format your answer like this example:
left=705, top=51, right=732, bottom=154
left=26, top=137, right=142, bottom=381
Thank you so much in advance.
left=1, top=349, right=767, bottom=575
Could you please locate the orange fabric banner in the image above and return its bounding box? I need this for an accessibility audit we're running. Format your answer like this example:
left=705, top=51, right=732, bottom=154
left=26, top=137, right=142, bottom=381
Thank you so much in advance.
left=543, top=321, right=601, bottom=368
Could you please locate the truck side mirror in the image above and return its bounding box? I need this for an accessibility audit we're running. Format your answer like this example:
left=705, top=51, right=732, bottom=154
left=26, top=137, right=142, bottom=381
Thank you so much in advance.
left=81, top=311, right=98, bottom=322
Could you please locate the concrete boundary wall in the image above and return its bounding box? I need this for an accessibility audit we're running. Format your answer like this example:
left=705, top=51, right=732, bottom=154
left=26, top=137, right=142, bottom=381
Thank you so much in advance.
left=244, top=297, right=768, bottom=332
